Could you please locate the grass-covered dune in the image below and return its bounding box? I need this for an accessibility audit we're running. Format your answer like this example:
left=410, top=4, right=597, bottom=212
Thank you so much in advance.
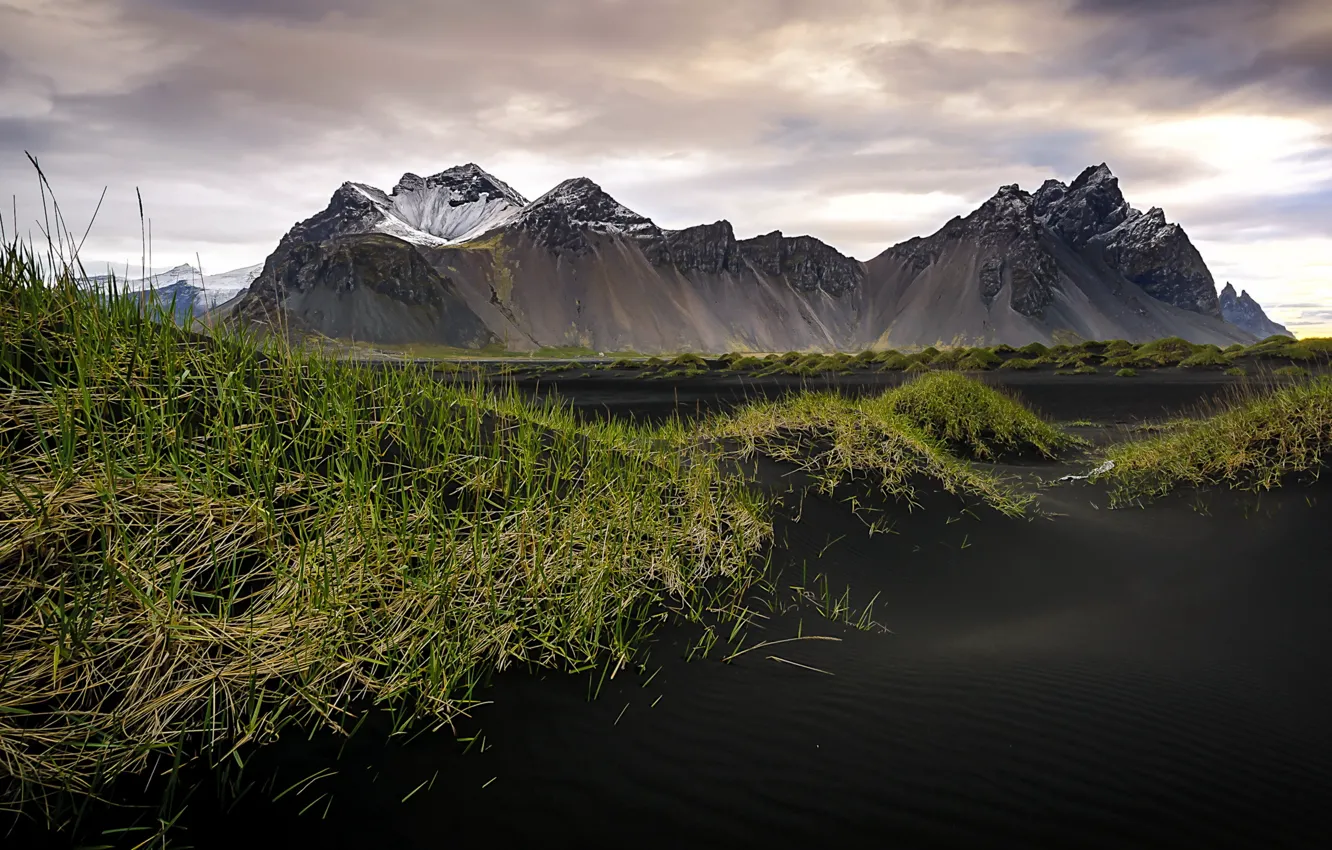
left=706, top=372, right=1082, bottom=517
left=1092, top=377, right=1332, bottom=506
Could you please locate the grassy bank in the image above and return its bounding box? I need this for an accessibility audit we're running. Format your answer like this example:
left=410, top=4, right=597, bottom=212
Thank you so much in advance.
left=0, top=242, right=769, bottom=832
left=1091, top=377, right=1332, bottom=505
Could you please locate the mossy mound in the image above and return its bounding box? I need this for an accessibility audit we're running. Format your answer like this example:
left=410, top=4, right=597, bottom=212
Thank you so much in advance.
left=881, top=372, right=1081, bottom=460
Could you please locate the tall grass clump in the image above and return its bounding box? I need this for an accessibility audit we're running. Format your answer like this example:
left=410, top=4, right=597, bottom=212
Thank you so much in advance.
left=1092, top=377, right=1332, bottom=505
left=881, top=372, right=1081, bottom=460
left=0, top=240, right=769, bottom=831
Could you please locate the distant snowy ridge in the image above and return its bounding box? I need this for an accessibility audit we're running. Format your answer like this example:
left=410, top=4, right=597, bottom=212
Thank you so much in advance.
left=80, top=261, right=263, bottom=316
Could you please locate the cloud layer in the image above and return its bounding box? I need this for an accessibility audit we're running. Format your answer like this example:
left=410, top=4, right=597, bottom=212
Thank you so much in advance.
left=3, top=0, right=1330, bottom=332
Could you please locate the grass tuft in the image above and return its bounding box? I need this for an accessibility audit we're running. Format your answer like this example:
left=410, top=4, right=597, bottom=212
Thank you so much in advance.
left=956, top=348, right=1001, bottom=371
left=1179, top=347, right=1230, bottom=369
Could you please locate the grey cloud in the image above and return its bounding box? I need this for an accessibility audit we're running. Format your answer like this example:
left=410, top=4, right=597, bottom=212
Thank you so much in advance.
left=1067, top=0, right=1330, bottom=103
left=1285, top=308, right=1332, bottom=323
left=126, top=0, right=871, bottom=56
left=1165, top=187, right=1332, bottom=244
left=1227, top=32, right=1332, bottom=100
left=134, top=0, right=344, bottom=22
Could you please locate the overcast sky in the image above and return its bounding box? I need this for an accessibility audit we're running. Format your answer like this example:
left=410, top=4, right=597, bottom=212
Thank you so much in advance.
left=3, top=0, right=1330, bottom=334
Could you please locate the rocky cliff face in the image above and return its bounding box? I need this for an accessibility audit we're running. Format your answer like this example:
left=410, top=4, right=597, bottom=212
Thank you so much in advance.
left=969, top=185, right=1059, bottom=317
left=662, top=221, right=744, bottom=274
left=881, top=184, right=1058, bottom=318
left=1096, top=208, right=1222, bottom=317
left=1033, top=163, right=1221, bottom=317
left=230, top=161, right=1264, bottom=351
left=735, top=231, right=865, bottom=295
left=238, top=232, right=496, bottom=347
left=1219, top=283, right=1292, bottom=338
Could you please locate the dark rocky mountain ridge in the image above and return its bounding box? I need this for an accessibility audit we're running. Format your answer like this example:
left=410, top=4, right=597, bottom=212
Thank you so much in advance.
left=1219, top=282, right=1291, bottom=339
left=224, top=162, right=1266, bottom=352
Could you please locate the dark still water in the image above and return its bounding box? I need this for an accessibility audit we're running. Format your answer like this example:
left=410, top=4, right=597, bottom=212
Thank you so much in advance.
left=180, top=455, right=1332, bottom=850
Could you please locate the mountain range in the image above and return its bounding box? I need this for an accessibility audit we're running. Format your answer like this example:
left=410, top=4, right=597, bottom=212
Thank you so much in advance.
left=220, top=163, right=1290, bottom=352
left=82, top=262, right=262, bottom=324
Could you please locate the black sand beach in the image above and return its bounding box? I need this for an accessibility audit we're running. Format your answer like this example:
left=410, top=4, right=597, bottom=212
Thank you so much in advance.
left=52, top=372, right=1326, bottom=850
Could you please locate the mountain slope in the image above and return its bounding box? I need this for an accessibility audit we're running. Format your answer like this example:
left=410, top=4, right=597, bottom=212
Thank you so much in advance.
left=229, top=163, right=1265, bottom=352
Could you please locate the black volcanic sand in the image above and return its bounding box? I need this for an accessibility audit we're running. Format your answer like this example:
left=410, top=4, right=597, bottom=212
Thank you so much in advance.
left=22, top=378, right=1332, bottom=850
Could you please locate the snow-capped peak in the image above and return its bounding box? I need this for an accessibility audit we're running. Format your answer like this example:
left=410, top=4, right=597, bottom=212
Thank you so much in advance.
left=335, top=164, right=530, bottom=248
left=522, top=177, right=659, bottom=235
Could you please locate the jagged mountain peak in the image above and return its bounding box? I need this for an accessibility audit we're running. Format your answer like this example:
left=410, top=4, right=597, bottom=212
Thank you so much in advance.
left=1069, top=162, right=1117, bottom=190
left=1036, top=162, right=1132, bottom=248
left=152, top=263, right=197, bottom=281
left=979, top=183, right=1035, bottom=213
left=531, top=176, right=614, bottom=206
left=1138, top=206, right=1169, bottom=226
left=1220, top=279, right=1291, bottom=338
left=392, top=163, right=528, bottom=206
left=313, top=166, right=527, bottom=247
left=519, top=177, right=659, bottom=241
left=968, top=183, right=1041, bottom=243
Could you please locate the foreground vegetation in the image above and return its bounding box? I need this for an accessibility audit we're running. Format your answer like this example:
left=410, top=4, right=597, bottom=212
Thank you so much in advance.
left=1092, top=377, right=1332, bottom=506
left=0, top=241, right=1088, bottom=839
left=2, top=242, right=771, bottom=833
